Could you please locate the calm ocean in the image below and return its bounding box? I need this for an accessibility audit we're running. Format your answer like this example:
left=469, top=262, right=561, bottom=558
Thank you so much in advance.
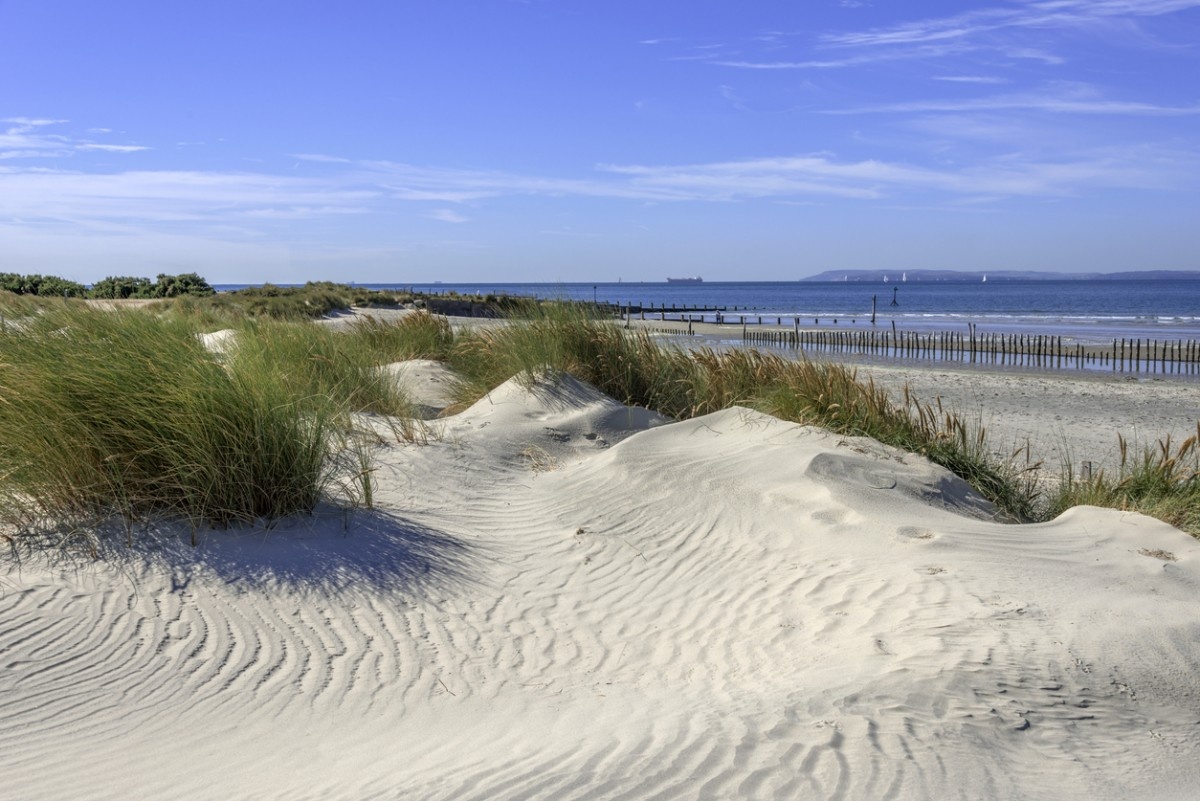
left=387, top=279, right=1200, bottom=346
left=218, top=279, right=1200, bottom=346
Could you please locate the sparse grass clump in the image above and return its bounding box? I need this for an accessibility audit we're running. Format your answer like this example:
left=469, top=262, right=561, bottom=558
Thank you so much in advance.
left=0, top=306, right=372, bottom=547
left=447, top=304, right=690, bottom=409
left=1044, top=428, right=1200, bottom=535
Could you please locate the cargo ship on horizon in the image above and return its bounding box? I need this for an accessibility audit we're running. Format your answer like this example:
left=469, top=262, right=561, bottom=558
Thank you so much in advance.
left=666, top=276, right=703, bottom=284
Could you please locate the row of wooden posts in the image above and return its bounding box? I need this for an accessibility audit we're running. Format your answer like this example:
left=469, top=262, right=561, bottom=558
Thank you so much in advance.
left=622, top=306, right=1200, bottom=375
left=732, top=322, right=1200, bottom=375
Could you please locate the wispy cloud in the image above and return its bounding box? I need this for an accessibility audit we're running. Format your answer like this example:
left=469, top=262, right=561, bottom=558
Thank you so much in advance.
left=78, top=144, right=150, bottom=153
left=428, top=208, right=470, bottom=224
left=3, top=117, right=67, bottom=127
left=0, top=167, right=379, bottom=226
left=598, top=147, right=1198, bottom=200
left=363, top=160, right=689, bottom=202
left=1, top=119, right=149, bottom=160
left=4, top=113, right=1196, bottom=256
left=828, top=82, right=1200, bottom=115
left=718, top=84, right=749, bottom=111
left=933, top=75, right=1010, bottom=84
left=822, top=0, right=1200, bottom=49
left=707, top=0, right=1200, bottom=73
left=292, top=152, right=353, bottom=164
left=242, top=205, right=369, bottom=219
left=715, top=42, right=967, bottom=70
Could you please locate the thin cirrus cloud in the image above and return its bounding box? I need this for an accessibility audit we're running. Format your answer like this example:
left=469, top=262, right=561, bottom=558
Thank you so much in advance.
left=820, top=0, right=1200, bottom=49
left=4, top=114, right=1195, bottom=238
left=596, top=150, right=1192, bottom=200
left=3, top=149, right=1191, bottom=233
left=2, top=118, right=149, bottom=159
left=708, top=1, right=1199, bottom=71
left=0, top=168, right=380, bottom=225
left=933, top=75, right=1010, bottom=84
left=428, top=208, right=470, bottom=224
left=714, top=42, right=968, bottom=70
left=77, top=144, right=151, bottom=153
left=826, top=84, right=1200, bottom=115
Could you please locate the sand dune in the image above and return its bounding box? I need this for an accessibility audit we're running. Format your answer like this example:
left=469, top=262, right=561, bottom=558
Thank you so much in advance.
left=3, top=372, right=1199, bottom=800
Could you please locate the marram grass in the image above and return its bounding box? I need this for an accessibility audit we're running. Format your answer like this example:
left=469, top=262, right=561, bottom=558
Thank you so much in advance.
left=227, top=318, right=413, bottom=417
left=1044, top=427, right=1200, bottom=535
left=0, top=306, right=373, bottom=546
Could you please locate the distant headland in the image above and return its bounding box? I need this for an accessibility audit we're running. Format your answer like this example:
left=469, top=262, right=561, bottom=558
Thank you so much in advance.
left=801, top=269, right=1200, bottom=283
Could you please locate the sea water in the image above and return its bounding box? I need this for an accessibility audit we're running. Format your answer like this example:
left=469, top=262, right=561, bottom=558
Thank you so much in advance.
left=368, top=279, right=1200, bottom=346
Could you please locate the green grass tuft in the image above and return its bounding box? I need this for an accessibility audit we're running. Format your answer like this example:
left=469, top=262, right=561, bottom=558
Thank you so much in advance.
left=1044, top=427, right=1200, bottom=535
left=0, top=306, right=377, bottom=547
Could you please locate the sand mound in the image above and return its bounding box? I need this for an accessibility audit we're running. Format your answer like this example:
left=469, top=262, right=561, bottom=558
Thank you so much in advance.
left=381, top=359, right=461, bottom=418
left=316, top=306, right=417, bottom=331
left=198, top=327, right=237, bottom=354
left=3, top=372, right=1199, bottom=800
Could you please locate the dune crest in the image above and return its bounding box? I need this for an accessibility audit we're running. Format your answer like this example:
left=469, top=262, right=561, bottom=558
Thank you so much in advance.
left=3, top=371, right=1198, bottom=800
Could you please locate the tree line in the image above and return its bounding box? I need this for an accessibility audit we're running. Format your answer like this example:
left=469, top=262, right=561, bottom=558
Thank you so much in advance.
left=0, top=272, right=215, bottom=299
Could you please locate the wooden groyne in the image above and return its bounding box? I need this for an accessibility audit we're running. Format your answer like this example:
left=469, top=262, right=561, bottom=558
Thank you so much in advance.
left=738, top=324, right=1200, bottom=375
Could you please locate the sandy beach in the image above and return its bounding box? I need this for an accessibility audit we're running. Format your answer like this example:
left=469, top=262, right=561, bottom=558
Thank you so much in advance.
left=3, top=315, right=1199, bottom=800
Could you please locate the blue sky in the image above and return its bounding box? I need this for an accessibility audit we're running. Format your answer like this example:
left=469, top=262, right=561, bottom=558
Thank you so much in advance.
left=2, top=0, right=1199, bottom=284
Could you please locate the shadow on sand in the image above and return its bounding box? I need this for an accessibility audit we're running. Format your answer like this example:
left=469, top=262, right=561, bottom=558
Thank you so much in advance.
left=3, top=507, right=486, bottom=599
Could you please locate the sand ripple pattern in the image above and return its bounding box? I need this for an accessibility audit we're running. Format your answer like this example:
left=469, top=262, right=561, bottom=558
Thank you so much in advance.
left=3, top=376, right=1200, bottom=800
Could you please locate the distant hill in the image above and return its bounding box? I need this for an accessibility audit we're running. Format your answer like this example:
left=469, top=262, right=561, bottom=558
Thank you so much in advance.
left=801, top=269, right=1200, bottom=283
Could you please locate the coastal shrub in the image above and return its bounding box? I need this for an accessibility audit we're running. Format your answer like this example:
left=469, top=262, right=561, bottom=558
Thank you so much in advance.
left=90, top=273, right=214, bottom=300
left=150, top=272, right=214, bottom=298
left=0, top=306, right=369, bottom=544
left=90, top=275, right=156, bottom=299
left=0, top=272, right=88, bottom=298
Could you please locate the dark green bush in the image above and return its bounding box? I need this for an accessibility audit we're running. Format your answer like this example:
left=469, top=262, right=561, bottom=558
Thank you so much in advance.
left=0, top=272, right=88, bottom=297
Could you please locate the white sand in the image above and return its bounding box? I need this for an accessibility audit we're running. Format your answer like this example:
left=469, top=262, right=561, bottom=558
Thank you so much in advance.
left=381, top=359, right=460, bottom=418
left=3, top=370, right=1200, bottom=800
